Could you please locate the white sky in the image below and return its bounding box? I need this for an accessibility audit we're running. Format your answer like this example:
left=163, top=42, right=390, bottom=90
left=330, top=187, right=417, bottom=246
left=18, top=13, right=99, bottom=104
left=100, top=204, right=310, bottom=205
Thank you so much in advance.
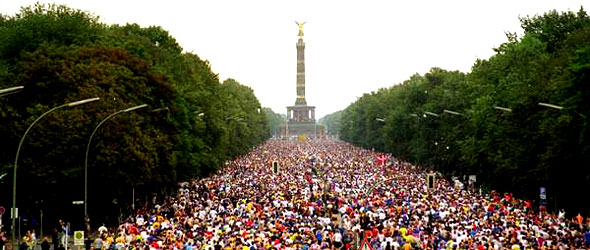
left=2, top=0, right=586, bottom=119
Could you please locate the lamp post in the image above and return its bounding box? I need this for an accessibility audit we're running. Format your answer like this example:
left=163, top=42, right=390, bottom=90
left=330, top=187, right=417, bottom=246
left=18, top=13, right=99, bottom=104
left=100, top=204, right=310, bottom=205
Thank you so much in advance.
left=443, top=110, right=464, bottom=116
left=539, top=102, right=587, bottom=119
left=538, top=102, right=563, bottom=110
left=84, top=104, right=147, bottom=219
left=225, top=115, right=243, bottom=122
left=494, top=106, right=512, bottom=112
left=537, top=102, right=561, bottom=211
left=424, top=111, right=439, bottom=117
left=12, top=97, right=99, bottom=245
left=0, top=86, right=24, bottom=97
left=151, top=107, right=169, bottom=113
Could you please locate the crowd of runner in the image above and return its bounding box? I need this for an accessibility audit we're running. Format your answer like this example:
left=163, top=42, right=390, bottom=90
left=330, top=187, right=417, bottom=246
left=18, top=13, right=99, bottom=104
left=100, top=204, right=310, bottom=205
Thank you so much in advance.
left=88, top=140, right=590, bottom=250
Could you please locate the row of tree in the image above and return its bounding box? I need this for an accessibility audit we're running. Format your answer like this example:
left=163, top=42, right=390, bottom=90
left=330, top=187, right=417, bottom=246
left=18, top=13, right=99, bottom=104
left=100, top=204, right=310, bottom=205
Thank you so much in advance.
left=336, top=8, right=590, bottom=214
left=262, top=107, right=287, bottom=138
left=0, top=4, right=280, bottom=227
left=318, top=110, right=342, bottom=137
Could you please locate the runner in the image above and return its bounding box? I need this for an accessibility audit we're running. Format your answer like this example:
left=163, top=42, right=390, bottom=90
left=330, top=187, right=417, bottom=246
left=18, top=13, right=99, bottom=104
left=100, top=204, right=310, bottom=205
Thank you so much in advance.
left=93, top=140, right=589, bottom=250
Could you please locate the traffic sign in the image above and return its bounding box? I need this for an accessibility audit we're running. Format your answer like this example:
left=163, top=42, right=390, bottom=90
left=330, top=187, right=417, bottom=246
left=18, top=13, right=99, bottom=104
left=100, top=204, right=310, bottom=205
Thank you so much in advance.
left=426, top=173, right=436, bottom=189
left=11, top=207, right=17, bottom=219
left=359, top=237, right=375, bottom=250
left=468, top=175, right=477, bottom=184
left=0, top=206, right=5, bottom=215
left=272, top=161, right=280, bottom=174
left=74, top=231, right=84, bottom=245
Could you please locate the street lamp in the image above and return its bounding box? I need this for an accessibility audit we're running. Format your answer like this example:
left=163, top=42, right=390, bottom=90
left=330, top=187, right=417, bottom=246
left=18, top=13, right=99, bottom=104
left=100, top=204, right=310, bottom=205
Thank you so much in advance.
left=0, top=86, right=24, bottom=97
left=538, top=102, right=563, bottom=110
left=151, top=107, right=169, bottom=113
left=424, top=111, right=439, bottom=117
left=375, top=118, right=385, bottom=122
left=494, top=106, right=512, bottom=112
left=443, top=110, right=464, bottom=116
left=225, top=115, right=243, bottom=122
left=538, top=102, right=586, bottom=119
left=84, top=104, right=147, bottom=218
left=537, top=101, right=585, bottom=210
left=12, top=97, right=99, bottom=245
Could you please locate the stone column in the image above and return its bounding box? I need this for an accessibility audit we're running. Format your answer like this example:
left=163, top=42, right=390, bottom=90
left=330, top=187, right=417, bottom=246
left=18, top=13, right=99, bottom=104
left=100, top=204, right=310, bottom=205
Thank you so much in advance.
left=295, top=38, right=307, bottom=106
left=286, top=108, right=290, bottom=120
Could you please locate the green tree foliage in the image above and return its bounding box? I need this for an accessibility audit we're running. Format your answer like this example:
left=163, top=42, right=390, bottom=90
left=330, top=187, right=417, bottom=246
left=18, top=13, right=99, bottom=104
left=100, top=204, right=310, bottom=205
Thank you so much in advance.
left=0, top=3, right=270, bottom=226
left=318, top=110, right=342, bottom=137
left=262, top=107, right=286, bottom=138
left=339, top=7, right=590, bottom=214
left=218, top=79, right=269, bottom=159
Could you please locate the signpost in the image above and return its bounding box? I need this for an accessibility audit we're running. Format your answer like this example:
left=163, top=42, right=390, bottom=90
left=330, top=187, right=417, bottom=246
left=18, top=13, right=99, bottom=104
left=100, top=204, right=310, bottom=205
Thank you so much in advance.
left=540, top=187, right=547, bottom=207
left=272, top=161, right=279, bottom=174
left=468, top=175, right=476, bottom=185
left=540, top=187, right=547, bottom=200
left=426, top=173, right=436, bottom=189
left=359, top=236, right=375, bottom=250
left=74, top=231, right=84, bottom=246
left=10, top=207, right=17, bottom=219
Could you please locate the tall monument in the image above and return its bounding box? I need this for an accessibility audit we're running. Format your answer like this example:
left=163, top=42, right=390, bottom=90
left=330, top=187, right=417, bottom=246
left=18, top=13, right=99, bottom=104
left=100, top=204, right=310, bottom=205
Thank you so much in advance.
left=295, top=21, right=307, bottom=106
left=281, top=22, right=325, bottom=139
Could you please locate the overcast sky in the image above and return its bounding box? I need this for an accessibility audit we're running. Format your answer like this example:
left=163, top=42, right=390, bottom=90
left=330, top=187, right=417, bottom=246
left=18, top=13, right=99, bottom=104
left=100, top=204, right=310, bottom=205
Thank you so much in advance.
left=2, top=0, right=586, bottom=118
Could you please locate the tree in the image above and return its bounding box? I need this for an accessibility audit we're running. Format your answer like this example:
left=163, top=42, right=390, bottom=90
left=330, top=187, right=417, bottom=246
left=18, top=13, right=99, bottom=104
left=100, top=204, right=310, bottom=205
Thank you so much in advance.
left=339, top=7, right=590, bottom=214
left=0, top=3, right=272, bottom=227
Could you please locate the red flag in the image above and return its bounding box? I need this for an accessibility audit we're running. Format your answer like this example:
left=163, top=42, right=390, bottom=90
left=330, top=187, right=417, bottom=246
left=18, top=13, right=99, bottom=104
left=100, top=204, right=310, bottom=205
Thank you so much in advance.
left=305, top=173, right=312, bottom=185
left=376, top=154, right=388, bottom=165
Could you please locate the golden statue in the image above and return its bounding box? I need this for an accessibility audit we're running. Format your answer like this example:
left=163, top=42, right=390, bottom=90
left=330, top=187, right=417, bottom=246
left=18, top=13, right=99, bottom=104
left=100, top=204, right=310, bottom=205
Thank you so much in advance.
left=295, top=21, right=306, bottom=38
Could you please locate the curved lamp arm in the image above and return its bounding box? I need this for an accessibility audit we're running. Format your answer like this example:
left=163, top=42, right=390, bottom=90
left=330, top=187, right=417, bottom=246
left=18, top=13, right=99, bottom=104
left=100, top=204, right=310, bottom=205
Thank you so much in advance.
left=84, top=104, right=147, bottom=217
left=12, top=97, right=99, bottom=245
